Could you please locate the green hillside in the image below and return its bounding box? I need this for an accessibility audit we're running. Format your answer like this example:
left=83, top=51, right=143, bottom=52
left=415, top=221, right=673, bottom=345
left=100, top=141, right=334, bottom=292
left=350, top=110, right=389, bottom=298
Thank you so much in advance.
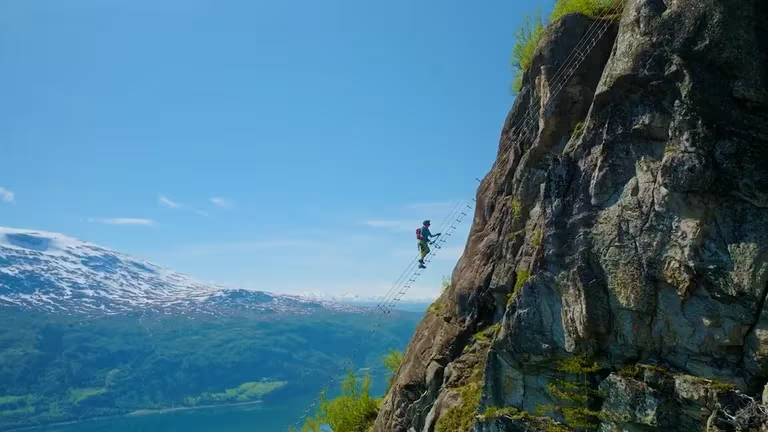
left=0, top=307, right=421, bottom=430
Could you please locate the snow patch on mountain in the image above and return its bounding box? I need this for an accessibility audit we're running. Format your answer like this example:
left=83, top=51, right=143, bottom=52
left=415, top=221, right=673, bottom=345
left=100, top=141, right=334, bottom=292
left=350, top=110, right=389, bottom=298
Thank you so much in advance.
left=0, top=227, right=364, bottom=316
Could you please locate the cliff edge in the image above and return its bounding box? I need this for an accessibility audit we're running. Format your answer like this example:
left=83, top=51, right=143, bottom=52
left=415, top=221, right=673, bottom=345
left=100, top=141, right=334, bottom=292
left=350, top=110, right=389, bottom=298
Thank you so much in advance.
left=375, top=0, right=768, bottom=430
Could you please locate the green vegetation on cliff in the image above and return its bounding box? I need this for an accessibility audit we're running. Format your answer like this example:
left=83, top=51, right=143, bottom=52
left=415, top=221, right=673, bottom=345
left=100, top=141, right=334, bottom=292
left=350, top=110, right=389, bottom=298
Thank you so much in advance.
left=511, top=0, right=625, bottom=92
left=434, top=367, right=483, bottom=432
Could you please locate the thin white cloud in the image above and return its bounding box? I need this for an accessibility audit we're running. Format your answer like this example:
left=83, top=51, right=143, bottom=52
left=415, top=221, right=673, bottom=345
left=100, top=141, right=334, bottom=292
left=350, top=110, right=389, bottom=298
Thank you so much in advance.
left=0, top=187, right=15, bottom=203
left=88, top=218, right=155, bottom=226
left=158, top=195, right=180, bottom=208
left=158, top=194, right=209, bottom=217
left=210, top=197, right=234, bottom=209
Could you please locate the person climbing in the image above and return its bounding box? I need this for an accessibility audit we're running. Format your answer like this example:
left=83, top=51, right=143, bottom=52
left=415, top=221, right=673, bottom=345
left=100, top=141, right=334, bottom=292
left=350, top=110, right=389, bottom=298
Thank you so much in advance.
left=416, top=220, right=441, bottom=269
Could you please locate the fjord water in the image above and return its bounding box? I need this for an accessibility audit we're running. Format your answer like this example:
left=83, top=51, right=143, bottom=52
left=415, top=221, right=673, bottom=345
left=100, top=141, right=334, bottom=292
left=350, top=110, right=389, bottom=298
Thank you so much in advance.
left=36, top=394, right=317, bottom=432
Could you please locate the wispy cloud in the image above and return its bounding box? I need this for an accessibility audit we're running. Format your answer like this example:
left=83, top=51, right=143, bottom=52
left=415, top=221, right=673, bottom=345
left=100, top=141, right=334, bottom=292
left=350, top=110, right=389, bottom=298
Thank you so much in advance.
left=210, top=197, right=234, bottom=209
left=158, top=194, right=209, bottom=217
left=158, top=195, right=180, bottom=208
left=0, top=187, right=15, bottom=203
left=88, top=217, right=155, bottom=226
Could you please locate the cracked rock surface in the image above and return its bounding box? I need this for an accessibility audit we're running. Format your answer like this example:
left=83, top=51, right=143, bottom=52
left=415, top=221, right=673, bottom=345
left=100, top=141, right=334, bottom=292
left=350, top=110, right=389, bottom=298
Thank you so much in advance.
left=375, top=0, right=768, bottom=431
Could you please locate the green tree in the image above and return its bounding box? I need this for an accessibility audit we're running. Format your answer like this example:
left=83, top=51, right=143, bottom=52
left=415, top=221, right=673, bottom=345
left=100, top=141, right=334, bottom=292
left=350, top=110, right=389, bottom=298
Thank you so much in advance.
left=383, top=350, right=404, bottom=391
left=301, top=371, right=379, bottom=432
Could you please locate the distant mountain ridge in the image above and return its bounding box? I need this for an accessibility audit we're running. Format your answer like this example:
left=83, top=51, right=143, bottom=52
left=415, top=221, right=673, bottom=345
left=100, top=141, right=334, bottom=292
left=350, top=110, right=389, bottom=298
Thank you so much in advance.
left=0, top=226, right=425, bottom=431
left=0, top=226, right=373, bottom=316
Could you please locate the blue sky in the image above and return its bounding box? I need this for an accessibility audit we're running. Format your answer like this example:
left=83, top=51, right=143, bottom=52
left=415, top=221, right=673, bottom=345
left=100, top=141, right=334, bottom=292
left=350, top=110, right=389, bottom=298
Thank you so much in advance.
left=0, top=0, right=553, bottom=299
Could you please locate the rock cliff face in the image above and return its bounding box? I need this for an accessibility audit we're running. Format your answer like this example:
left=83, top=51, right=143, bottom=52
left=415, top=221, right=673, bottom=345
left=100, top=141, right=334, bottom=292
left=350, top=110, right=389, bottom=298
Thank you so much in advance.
left=375, top=0, right=768, bottom=431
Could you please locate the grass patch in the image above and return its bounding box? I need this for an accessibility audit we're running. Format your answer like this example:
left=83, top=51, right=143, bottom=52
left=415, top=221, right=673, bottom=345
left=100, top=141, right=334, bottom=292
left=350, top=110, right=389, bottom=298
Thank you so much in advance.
left=507, top=270, right=531, bottom=306
left=479, top=406, right=527, bottom=421
left=435, top=368, right=483, bottom=432
left=67, top=388, right=105, bottom=405
left=510, top=198, right=522, bottom=220
left=709, top=380, right=736, bottom=393
left=511, top=11, right=546, bottom=93
left=510, top=0, right=626, bottom=93
left=0, top=406, right=35, bottom=418
left=618, top=363, right=673, bottom=381
left=185, top=381, right=286, bottom=406
left=428, top=276, right=452, bottom=316
left=531, top=229, right=543, bottom=247
left=545, top=421, right=572, bottom=432
left=617, top=364, right=642, bottom=379
left=428, top=300, right=447, bottom=316
left=0, top=395, right=35, bottom=409
left=552, top=0, right=625, bottom=22
left=572, top=122, right=585, bottom=140
left=474, top=323, right=502, bottom=343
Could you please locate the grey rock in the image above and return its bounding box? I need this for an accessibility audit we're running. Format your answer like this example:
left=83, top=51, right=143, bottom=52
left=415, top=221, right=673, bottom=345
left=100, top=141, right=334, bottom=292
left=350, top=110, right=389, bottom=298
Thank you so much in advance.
left=374, top=0, right=768, bottom=430
left=599, top=374, right=663, bottom=427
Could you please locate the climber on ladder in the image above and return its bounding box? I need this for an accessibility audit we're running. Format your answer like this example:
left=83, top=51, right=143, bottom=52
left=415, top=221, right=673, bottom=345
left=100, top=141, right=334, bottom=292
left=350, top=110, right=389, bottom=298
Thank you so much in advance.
left=416, top=220, right=440, bottom=269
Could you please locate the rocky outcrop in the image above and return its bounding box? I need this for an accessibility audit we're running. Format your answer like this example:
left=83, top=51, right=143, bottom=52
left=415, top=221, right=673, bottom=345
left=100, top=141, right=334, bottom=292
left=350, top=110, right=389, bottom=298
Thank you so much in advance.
left=375, top=0, right=768, bottom=430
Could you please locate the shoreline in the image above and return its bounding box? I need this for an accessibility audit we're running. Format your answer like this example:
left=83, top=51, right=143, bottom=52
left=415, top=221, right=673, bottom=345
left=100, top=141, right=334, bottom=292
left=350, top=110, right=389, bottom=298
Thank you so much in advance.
left=2, top=400, right=264, bottom=432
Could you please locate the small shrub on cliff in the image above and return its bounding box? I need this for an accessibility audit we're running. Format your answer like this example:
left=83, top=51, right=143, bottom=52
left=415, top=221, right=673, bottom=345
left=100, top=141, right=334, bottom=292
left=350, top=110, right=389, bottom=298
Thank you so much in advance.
left=441, top=275, right=451, bottom=292
left=511, top=10, right=546, bottom=93
left=510, top=198, right=522, bottom=220
left=507, top=269, right=531, bottom=306
left=427, top=276, right=451, bottom=316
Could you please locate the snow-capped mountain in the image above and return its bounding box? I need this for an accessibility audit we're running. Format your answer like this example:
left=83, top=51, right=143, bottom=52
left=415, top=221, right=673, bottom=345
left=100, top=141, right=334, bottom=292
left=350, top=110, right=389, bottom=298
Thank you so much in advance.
left=0, top=227, right=364, bottom=316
